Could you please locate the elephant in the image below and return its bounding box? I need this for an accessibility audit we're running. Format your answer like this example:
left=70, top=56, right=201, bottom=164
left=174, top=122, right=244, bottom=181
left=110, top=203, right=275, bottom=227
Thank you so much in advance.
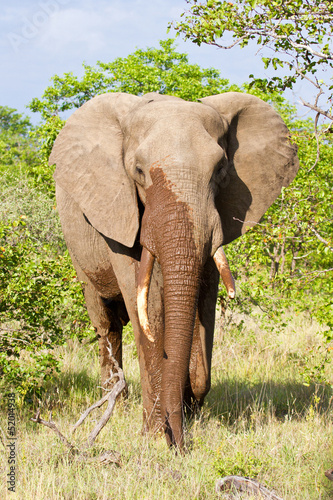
left=49, top=91, right=299, bottom=450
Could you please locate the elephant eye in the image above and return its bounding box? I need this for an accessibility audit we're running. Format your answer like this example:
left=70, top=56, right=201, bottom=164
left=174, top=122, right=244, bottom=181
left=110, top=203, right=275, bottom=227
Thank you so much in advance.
left=135, top=165, right=146, bottom=185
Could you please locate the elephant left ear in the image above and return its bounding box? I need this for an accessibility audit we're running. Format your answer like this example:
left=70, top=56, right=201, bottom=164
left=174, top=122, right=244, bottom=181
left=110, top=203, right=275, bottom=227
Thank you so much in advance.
left=200, top=92, right=299, bottom=244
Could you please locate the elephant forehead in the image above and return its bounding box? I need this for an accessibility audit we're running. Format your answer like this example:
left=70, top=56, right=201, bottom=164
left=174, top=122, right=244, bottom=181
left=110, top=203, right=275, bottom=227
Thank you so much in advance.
left=123, top=100, right=226, bottom=139
left=140, top=120, right=224, bottom=162
left=124, top=121, right=224, bottom=189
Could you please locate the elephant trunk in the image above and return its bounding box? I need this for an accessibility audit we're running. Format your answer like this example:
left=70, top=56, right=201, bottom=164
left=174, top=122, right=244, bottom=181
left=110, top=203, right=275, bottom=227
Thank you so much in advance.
left=158, top=215, right=202, bottom=449
left=139, top=166, right=203, bottom=448
left=139, top=164, right=235, bottom=449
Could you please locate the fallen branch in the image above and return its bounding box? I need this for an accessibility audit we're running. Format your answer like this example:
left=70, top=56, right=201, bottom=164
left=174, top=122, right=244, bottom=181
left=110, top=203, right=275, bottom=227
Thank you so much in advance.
left=216, top=476, right=284, bottom=499
left=31, top=409, right=77, bottom=454
left=30, top=346, right=126, bottom=464
left=80, top=372, right=126, bottom=448
left=72, top=344, right=126, bottom=448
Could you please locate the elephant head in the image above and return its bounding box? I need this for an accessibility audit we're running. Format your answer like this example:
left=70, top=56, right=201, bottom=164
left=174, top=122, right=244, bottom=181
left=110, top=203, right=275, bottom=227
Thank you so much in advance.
left=50, top=91, right=299, bottom=449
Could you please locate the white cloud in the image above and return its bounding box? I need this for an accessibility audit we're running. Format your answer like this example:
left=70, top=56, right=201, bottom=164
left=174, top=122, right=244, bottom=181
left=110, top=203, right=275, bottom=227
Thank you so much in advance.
left=39, top=8, right=108, bottom=53
left=20, top=3, right=144, bottom=57
left=103, top=4, right=136, bottom=23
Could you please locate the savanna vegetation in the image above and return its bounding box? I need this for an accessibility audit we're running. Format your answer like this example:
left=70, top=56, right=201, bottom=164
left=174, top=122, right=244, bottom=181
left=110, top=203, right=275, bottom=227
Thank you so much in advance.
left=0, top=38, right=332, bottom=499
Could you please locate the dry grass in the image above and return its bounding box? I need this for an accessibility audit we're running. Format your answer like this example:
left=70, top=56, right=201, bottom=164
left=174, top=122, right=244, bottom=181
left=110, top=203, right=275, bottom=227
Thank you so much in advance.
left=1, top=310, right=333, bottom=499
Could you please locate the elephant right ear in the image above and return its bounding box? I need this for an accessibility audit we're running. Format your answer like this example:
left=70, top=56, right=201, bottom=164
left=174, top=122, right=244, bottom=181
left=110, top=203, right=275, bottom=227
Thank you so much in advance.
left=200, top=92, right=299, bottom=244
left=49, top=92, right=141, bottom=247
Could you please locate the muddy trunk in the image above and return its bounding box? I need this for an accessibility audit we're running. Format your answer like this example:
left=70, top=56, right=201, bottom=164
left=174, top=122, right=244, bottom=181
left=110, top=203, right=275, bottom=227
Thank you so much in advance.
left=160, top=249, right=201, bottom=447
left=140, top=165, right=205, bottom=448
left=157, top=206, right=202, bottom=448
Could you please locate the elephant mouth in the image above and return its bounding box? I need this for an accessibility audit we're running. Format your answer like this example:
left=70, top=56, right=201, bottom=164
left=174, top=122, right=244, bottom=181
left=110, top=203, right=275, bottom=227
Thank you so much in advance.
left=137, top=245, right=235, bottom=342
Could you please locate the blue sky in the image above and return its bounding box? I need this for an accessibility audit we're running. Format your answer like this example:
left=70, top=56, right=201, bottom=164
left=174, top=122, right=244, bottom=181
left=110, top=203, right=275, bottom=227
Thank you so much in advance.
left=0, top=0, right=306, bottom=124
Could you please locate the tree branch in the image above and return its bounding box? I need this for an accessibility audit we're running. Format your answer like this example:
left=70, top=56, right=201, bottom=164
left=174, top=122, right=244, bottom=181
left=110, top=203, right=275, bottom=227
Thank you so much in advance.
left=31, top=346, right=126, bottom=462
left=86, top=375, right=126, bottom=448
left=299, top=98, right=333, bottom=121
left=302, top=268, right=333, bottom=284
left=292, top=251, right=314, bottom=260
left=216, top=475, right=284, bottom=499
left=210, top=28, right=332, bottom=60
left=31, top=409, right=77, bottom=453
left=284, top=39, right=332, bottom=60
left=309, top=111, right=322, bottom=170
left=71, top=392, right=110, bottom=434
left=310, top=227, right=333, bottom=252
left=207, top=35, right=249, bottom=50
left=71, top=343, right=126, bottom=447
left=294, top=67, right=322, bottom=90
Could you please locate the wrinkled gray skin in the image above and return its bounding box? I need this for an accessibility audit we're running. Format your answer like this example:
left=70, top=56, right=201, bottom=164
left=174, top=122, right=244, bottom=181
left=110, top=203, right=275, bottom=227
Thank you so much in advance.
left=50, top=92, right=299, bottom=450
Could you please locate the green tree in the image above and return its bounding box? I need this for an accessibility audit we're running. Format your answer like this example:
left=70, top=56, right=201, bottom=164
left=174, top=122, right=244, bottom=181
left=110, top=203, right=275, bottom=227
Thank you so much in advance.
left=30, top=38, right=232, bottom=119
left=172, top=1, right=333, bottom=382
left=0, top=106, right=38, bottom=173
left=0, top=217, right=89, bottom=400
left=0, top=108, right=89, bottom=400
left=221, top=122, right=333, bottom=384
left=172, top=0, right=333, bottom=131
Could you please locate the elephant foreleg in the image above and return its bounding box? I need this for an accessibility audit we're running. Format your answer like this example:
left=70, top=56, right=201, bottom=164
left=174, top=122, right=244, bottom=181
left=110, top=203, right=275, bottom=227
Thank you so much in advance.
left=84, top=284, right=128, bottom=394
left=96, top=298, right=128, bottom=393
left=70, top=256, right=128, bottom=394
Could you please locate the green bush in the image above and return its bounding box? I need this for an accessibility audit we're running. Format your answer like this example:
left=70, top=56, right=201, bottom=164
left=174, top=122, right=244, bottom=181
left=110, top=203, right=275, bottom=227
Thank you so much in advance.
left=213, top=446, right=271, bottom=478
left=0, top=217, right=90, bottom=400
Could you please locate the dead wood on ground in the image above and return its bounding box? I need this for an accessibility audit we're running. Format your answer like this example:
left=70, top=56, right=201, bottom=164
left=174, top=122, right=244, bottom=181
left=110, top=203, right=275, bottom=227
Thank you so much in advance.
left=31, top=347, right=125, bottom=466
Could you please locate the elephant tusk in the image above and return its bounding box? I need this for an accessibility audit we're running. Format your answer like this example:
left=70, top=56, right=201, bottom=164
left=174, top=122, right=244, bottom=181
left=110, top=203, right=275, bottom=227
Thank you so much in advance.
left=137, top=247, right=155, bottom=342
left=213, top=246, right=236, bottom=299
